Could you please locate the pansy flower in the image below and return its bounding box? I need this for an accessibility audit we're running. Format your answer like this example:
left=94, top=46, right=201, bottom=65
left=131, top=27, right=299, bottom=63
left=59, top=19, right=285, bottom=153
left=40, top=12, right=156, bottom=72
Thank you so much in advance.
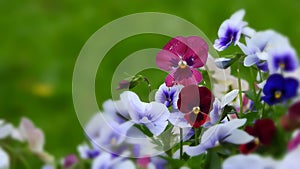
left=280, top=101, right=300, bottom=131
left=262, top=74, right=298, bottom=105
left=184, top=119, right=254, bottom=156
left=155, top=83, right=183, bottom=109
left=267, top=34, right=299, bottom=74
left=77, top=143, right=100, bottom=159
left=239, top=119, right=276, bottom=154
left=156, top=36, right=208, bottom=87
left=239, top=30, right=276, bottom=71
left=214, top=9, right=254, bottom=51
left=120, top=91, right=170, bottom=136
left=92, top=152, right=135, bottom=169
left=177, top=85, right=214, bottom=128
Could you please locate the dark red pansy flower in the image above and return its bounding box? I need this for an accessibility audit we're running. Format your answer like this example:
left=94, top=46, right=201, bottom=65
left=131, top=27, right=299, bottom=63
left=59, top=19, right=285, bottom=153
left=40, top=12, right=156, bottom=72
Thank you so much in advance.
left=239, top=119, right=276, bottom=154
left=177, top=85, right=214, bottom=128
left=280, top=101, right=300, bottom=131
left=156, top=36, right=208, bottom=87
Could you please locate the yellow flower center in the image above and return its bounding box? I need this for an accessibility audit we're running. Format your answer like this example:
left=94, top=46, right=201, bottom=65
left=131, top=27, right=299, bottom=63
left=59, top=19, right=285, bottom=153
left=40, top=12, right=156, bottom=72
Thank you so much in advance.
left=254, top=138, right=260, bottom=145
left=274, top=91, right=282, bottom=99
left=192, top=106, right=201, bottom=115
left=279, top=62, right=285, bottom=69
left=178, top=60, right=187, bottom=69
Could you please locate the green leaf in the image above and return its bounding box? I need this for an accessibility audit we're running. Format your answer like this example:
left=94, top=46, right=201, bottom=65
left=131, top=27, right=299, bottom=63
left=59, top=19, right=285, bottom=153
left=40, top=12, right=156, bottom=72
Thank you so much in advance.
left=205, top=150, right=222, bottom=169
left=187, top=154, right=206, bottom=169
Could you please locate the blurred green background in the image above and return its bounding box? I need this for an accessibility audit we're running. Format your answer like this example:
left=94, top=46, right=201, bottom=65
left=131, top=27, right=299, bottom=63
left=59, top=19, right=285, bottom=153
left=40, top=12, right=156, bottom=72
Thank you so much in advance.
left=1, top=0, right=300, bottom=167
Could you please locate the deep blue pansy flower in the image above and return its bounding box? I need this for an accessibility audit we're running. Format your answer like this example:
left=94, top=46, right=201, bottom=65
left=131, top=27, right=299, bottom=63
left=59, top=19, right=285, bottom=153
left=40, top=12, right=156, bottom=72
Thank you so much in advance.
left=262, top=74, right=298, bottom=105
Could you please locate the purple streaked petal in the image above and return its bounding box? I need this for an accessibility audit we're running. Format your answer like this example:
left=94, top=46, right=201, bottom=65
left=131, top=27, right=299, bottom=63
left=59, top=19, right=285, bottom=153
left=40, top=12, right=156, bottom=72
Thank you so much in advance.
left=183, top=36, right=208, bottom=68
left=120, top=91, right=147, bottom=122
left=156, top=49, right=180, bottom=71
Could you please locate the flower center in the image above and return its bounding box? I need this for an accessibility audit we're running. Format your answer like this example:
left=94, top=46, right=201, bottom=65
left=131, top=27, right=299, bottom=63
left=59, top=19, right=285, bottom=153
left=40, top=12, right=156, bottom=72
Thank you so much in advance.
left=192, top=106, right=201, bottom=115
left=178, top=60, right=187, bottom=69
left=254, top=138, right=260, bottom=145
left=279, top=62, right=285, bottom=69
left=274, top=90, right=282, bottom=99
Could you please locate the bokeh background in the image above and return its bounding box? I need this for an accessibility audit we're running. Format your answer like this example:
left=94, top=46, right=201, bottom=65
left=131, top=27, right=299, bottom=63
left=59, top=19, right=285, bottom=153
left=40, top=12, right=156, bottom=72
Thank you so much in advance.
left=1, top=0, right=300, bottom=168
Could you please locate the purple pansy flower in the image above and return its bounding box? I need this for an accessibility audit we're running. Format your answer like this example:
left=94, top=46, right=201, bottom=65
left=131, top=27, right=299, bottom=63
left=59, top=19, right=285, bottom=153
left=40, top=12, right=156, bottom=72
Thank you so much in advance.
left=184, top=119, right=254, bottom=156
left=155, top=83, right=183, bottom=109
left=120, top=91, right=170, bottom=136
left=214, top=9, right=254, bottom=51
left=267, top=42, right=299, bottom=74
left=262, top=74, right=298, bottom=105
left=239, top=30, right=276, bottom=71
left=78, top=143, right=100, bottom=159
left=202, top=89, right=239, bottom=128
left=156, top=36, right=208, bottom=87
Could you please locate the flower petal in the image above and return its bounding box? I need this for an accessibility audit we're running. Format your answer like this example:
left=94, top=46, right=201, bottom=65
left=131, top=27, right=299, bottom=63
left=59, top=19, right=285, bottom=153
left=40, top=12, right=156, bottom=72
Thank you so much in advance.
left=221, top=89, right=239, bottom=108
left=0, top=123, right=13, bottom=139
left=223, top=154, right=278, bottom=169
left=168, top=111, right=191, bottom=128
left=120, top=91, right=147, bottom=122
left=223, top=129, right=254, bottom=144
left=244, top=54, right=260, bottom=67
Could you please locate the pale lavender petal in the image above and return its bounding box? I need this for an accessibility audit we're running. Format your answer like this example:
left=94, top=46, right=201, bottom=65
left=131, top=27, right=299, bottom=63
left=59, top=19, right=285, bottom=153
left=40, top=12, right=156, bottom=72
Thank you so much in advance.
left=0, top=147, right=9, bottom=169
left=186, top=119, right=247, bottom=156
left=223, top=154, right=278, bottom=169
left=221, top=90, right=239, bottom=108
left=244, top=54, right=260, bottom=66
left=242, top=27, right=256, bottom=37
left=280, top=146, right=300, bottom=169
left=114, top=160, right=136, bottom=169
left=185, top=144, right=207, bottom=157
left=120, top=91, right=147, bottom=122
left=168, top=111, right=191, bottom=128
left=145, top=120, right=168, bottom=136
left=223, top=129, right=254, bottom=144
left=203, top=99, right=221, bottom=128
left=0, top=123, right=13, bottom=139
left=229, top=9, right=245, bottom=21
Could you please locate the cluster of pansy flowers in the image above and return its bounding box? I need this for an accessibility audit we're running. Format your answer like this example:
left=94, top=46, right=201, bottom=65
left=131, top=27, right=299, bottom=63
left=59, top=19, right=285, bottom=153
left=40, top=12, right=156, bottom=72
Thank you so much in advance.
left=2, top=9, right=300, bottom=169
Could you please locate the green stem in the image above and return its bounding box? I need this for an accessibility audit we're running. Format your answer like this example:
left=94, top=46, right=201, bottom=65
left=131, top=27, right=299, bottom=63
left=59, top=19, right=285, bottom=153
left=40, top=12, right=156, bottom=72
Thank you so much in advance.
left=204, top=65, right=213, bottom=91
left=237, top=63, right=243, bottom=115
left=143, top=77, right=152, bottom=93
left=0, top=142, right=31, bottom=169
left=194, top=128, right=199, bottom=145
left=180, top=128, right=183, bottom=159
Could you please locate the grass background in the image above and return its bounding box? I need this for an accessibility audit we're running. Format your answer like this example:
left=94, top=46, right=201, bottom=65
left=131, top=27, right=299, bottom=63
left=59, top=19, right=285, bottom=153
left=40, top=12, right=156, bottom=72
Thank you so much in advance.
left=1, top=0, right=300, bottom=167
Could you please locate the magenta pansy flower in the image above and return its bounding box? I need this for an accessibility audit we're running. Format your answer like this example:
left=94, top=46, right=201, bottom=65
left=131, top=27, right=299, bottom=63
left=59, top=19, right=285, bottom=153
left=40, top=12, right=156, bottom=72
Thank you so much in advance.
left=156, top=36, right=209, bottom=87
